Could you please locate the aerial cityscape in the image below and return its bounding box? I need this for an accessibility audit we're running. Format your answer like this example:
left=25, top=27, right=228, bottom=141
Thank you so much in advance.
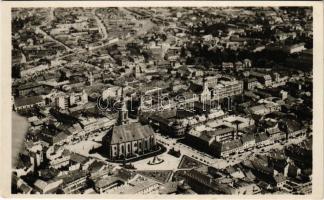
left=11, top=7, right=313, bottom=195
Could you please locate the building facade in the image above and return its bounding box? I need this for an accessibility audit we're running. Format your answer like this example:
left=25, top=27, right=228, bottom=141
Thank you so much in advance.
left=55, top=90, right=88, bottom=110
left=103, top=88, right=157, bottom=161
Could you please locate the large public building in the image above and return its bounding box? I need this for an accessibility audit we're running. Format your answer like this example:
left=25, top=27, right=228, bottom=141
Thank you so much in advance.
left=102, top=88, right=157, bottom=161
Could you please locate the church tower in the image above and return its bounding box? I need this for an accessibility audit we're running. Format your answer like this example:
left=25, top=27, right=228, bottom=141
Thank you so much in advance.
left=137, top=95, right=144, bottom=119
left=88, top=72, right=94, bottom=86
left=199, top=74, right=211, bottom=102
left=134, top=65, right=142, bottom=78
left=117, top=87, right=128, bottom=125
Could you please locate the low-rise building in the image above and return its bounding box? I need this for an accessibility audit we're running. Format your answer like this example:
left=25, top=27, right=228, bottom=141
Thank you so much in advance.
left=255, top=132, right=272, bottom=147
left=33, top=179, right=63, bottom=194
left=241, top=134, right=256, bottom=150
left=284, top=43, right=306, bottom=54
left=250, top=72, right=272, bottom=87
left=107, top=178, right=160, bottom=194
left=59, top=171, right=87, bottom=194
left=211, top=139, right=243, bottom=158
left=14, top=96, right=45, bottom=111
left=95, top=176, right=125, bottom=194
left=244, top=78, right=258, bottom=90
left=232, top=180, right=261, bottom=194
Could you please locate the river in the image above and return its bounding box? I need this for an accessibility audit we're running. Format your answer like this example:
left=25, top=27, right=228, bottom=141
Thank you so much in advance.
left=12, top=112, right=29, bottom=168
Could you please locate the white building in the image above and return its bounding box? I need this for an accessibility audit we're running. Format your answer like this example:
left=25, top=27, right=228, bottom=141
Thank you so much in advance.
left=55, top=90, right=88, bottom=110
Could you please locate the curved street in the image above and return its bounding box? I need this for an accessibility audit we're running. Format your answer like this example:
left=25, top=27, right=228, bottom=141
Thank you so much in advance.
left=92, top=8, right=109, bottom=41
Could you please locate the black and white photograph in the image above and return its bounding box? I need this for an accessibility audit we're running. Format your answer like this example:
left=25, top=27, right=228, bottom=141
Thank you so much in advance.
left=3, top=3, right=322, bottom=197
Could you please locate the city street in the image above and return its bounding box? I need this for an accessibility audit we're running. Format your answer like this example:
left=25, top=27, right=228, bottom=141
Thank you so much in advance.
left=92, top=8, right=109, bottom=41
left=35, top=26, right=72, bottom=51
left=155, top=132, right=309, bottom=169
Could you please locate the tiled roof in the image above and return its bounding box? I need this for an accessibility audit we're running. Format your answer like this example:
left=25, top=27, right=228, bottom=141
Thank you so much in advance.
left=285, top=119, right=302, bottom=133
left=189, top=83, right=204, bottom=94
left=266, top=126, right=281, bottom=135
left=107, top=123, right=154, bottom=145
left=156, top=109, right=177, bottom=119
left=118, top=179, right=158, bottom=194
left=255, top=133, right=269, bottom=143
left=70, top=152, right=88, bottom=164
left=241, top=134, right=255, bottom=144
left=20, top=182, right=32, bottom=193
left=53, top=131, right=69, bottom=144
left=249, top=104, right=268, bottom=113
left=116, top=168, right=136, bottom=181
left=251, top=159, right=273, bottom=175
left=221, top=139, right=242, bottom=152
left=213, top=127, right=235, bottom=136
left=95, top=176, right=124, bottom=188
left=89, top=160, right=106, bottom=173
left=199, top=132, right=214, bottom=143
left=248, top=77, right=258, bottom=82
left=59, top=170, right=87, bottom=185
left=159, top=181, right=179, bottom=194
left=17, top=82, right=42, bottom=90
left=34, top=179, right=47, bottom=191
left=14, top=96, right=43, bottom=107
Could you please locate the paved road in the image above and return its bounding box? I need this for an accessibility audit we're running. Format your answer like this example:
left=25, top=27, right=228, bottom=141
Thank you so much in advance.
left=155, top=133, right=223, bottom=168
left=49, top=7, right=55, bottom=23
left=36, top=26, right=72, bottom=51
left=92, top=8, right=108, bottom=41
left=156, top=132, right=309, bottom=169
